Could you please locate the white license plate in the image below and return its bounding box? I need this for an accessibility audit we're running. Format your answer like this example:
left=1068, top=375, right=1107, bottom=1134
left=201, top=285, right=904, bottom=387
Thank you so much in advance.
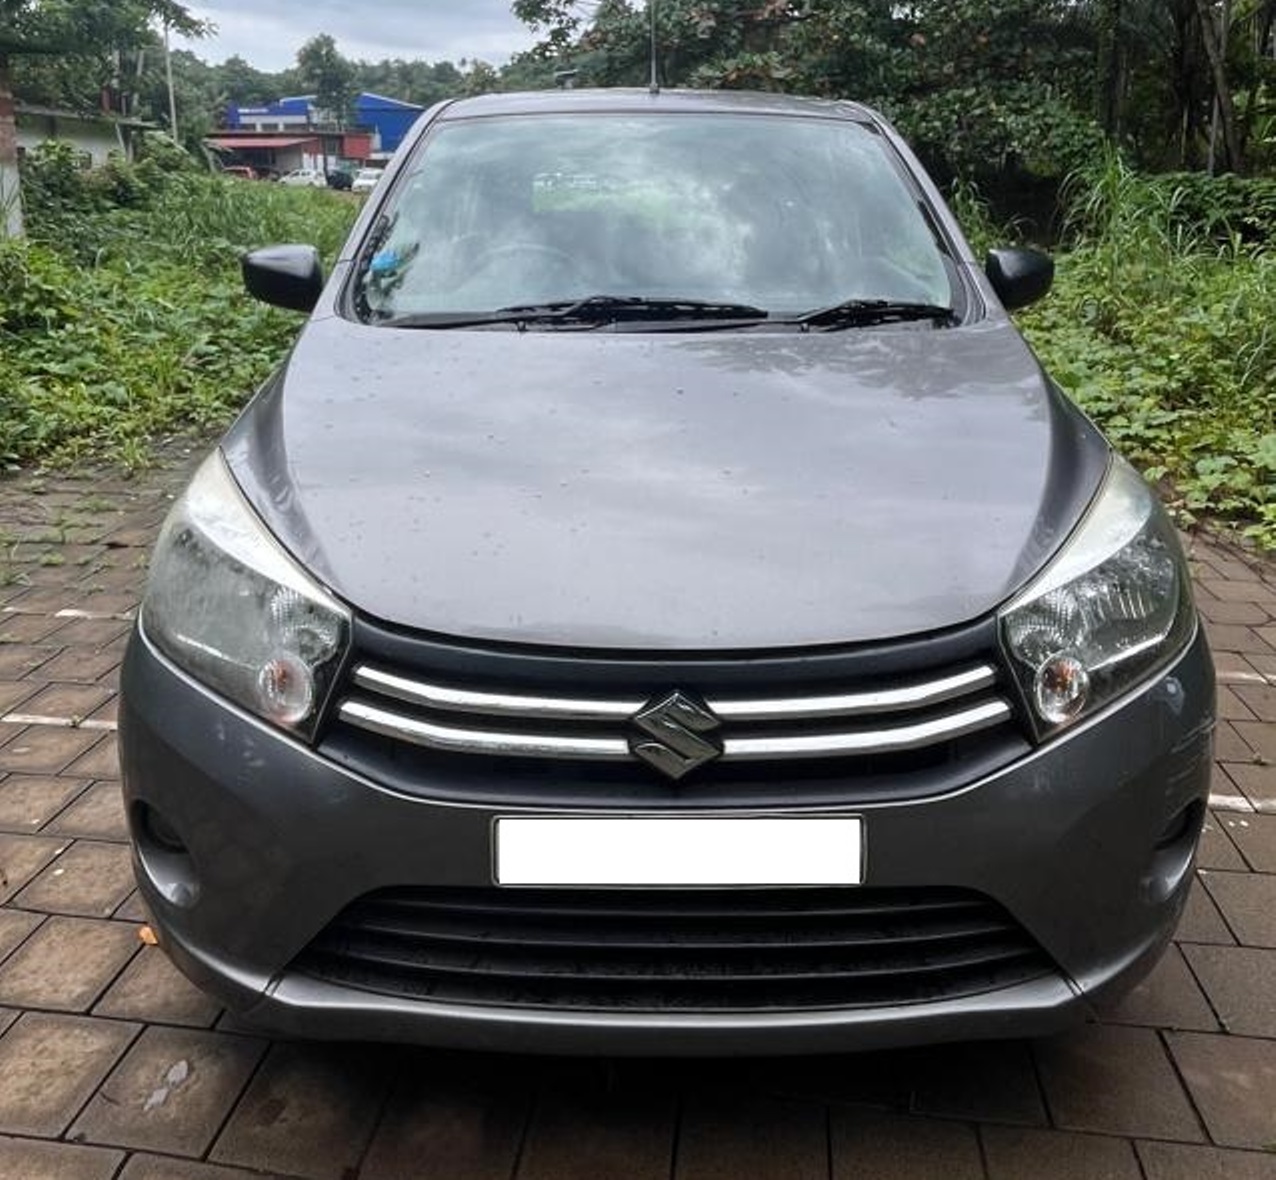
left=494, top=816, right=863, bottom=887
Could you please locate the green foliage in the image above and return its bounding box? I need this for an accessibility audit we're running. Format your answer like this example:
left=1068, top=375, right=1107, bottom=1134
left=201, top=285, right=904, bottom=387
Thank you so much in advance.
left=1016, top=157, right=1276, bottom=546
left=0, top=153, right=357, bottom=470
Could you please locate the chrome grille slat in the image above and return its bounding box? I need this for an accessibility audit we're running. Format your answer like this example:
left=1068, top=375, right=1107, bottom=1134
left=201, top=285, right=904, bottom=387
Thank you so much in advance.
left=339, top=701, right=632, bottom=760
left=336, top=660, right=1015, bottom=765
left=338, top=698, right=1012, bottom=761
left=350, top=663, right=998, bottom=723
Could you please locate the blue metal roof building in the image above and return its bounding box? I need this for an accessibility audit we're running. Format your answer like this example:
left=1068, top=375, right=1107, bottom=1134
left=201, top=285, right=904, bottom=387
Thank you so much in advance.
left=226, top=91, right=425, bottom=156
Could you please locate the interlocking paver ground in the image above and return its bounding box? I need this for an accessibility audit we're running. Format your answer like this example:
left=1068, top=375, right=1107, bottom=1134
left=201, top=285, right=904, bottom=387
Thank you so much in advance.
left=1, top=446, right=1276, bottom=1178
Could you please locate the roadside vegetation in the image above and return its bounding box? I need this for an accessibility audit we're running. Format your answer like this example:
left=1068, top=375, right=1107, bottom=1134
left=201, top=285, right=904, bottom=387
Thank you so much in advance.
left=1021, top=161, right=1276, bottom=548
left=0, top=139, right=356, bottom=470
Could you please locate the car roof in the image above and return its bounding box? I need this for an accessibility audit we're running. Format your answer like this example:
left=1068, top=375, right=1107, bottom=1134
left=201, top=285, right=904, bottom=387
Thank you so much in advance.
left=435, top=88, right=876, bottom=125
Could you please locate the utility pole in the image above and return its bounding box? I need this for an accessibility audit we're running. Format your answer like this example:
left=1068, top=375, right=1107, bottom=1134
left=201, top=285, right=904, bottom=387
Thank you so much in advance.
left=649, top=0, right=659, bottom=93
left=164, top=22, right=178, bottom=143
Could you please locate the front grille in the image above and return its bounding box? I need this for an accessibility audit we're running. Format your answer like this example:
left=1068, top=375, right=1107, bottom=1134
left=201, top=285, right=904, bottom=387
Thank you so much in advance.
left=323, top=618, right=1025, bottom=802
left=291, top=886, right=1056, bottom=1012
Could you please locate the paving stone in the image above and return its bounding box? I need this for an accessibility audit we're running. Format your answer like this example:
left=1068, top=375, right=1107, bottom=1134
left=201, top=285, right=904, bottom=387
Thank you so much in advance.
left=15, top=839, right=134, bottom=917
left=1221, top=813, right=1276, bottom=872
left=1198, top=598, right=1271, bottom=626
left=0, top=831, right=67, bottom=902
left=0, top=915, right=138, bottom=1010
left=1096, top=944, right=1218, bottom=1031
left=1033, top=1025, right=1203, bottom=1141
left=1224, top=763, right=1276, bottom=812
left=0, top=680, right=40, bottom=715
left=1202, top=579, right=1276, bottom=605
left=1182, top=944, right=1276, bottom=1037
left=0, top=1008, right=16, bottom=1035
left=0, top=1135, right=124, bottom=1180
left=119, top=1155, right=286, bottom=1180
left=1204, top=623, right=1271, bottom=654
left=1217, top=686, right=1260, bottom=721
left=45, top=782, right=128, bottom=842
left=982, top=1127, right=1141, bottom=1180
left=0, top=645, right=59, bottom=678
left=34, top=647, right=123, bottom=687
left=354, top=1052, right=530, bottom=1180
left=0, top=909, right=41, bottom=965
left=114, top=890, right=151, bottom=923
left=1168, top=1032, right=1276, bottom=1149
left=829, top=1108, right=983, bottom=1180
left=672, top=1094, right=826, bottom=1180
left=0, top=774, right=87, bottom=831
left=519, top=1075, right=676, bottom=1180
left=16, top=682, right=114, bottom=721
left=1215, top=721, right=1264, bottom=763
left=211, top=1042, right=394, bottom=1180
left=0, top=1012, right=137, bottom=1137
left=1197, top=812, right=1246, bottom=870
left=2, top=587, right=83, bottom=615
left=0, top=726, right=103, bottom=775
left=906, top=1039, right=1048, bottom=1126
left=47, top=618, right=131, bottom=648
left=64, top=738, right=120, bottom=780
left=1201, top=870, right=1276, bottom=946
left=0, top=613, right=73, bottom=643
left=1233, top=685, right=1276, bottom=722
left=1230, top=722, right=1276, bottom=765
left=95, top=946, right=221, bottom=1027
left=71, top=1025, right=266, bottom=1157
left=1175, top=877, right=1236, bottom=944
left=1138, top=1141, right=1276, bottom=1180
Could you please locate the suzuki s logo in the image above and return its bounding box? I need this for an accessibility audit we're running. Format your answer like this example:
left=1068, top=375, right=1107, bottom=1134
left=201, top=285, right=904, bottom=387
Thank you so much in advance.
left=630, top=691, right=723, bottom=780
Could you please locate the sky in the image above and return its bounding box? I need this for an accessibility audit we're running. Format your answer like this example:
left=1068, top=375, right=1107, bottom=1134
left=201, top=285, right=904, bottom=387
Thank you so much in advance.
left=175, top=0, right=542, bottom=72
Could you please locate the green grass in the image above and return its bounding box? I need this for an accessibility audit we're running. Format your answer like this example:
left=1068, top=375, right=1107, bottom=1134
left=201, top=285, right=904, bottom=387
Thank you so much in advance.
left=1, top=156, right=357, bottom=471
left=956, top=158, right=1275, bottom=549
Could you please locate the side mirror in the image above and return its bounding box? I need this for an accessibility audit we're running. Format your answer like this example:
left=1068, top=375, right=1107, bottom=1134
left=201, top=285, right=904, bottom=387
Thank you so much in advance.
left=241, top=245, right=324, bottom=313
left=985, top=248, right=1053, bottom=311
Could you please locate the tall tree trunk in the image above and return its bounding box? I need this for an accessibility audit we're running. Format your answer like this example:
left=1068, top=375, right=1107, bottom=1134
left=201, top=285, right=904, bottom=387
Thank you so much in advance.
left=1193, top=0, right=1243, bottom=171
left=0, top=55, right=23, bottom=239
left=1098, top=0, right=1126, bottom=138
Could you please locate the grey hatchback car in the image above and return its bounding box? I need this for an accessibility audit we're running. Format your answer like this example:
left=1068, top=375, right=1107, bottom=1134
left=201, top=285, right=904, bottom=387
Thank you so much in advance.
left=120, top=88, right=1215, bottom=1055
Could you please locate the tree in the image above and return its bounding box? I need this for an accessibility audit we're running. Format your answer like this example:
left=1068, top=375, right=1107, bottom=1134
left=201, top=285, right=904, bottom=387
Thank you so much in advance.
left=296, top=33, right=355, bottom=128
left=1, top=0, right=205, bottom=237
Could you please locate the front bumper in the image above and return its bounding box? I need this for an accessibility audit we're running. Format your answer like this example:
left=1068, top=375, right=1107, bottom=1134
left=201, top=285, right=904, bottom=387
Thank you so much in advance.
left=119, top=625, right=1214, bottom=1055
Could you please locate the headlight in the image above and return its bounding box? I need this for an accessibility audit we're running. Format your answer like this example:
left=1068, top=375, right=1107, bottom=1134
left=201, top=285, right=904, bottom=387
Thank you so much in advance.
left=999, top=457, right=1194, bottom=738
left=142, top=452, right=350, bottom=740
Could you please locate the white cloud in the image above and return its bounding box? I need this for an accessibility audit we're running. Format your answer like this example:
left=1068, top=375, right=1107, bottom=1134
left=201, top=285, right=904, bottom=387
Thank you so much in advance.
left=177, top=0, right=538, bottom=71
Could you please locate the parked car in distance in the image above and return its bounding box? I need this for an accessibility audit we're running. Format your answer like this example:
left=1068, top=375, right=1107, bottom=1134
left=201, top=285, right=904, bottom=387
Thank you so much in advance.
left=220, top=165, right=257, bottom=181
left=121, top=88, right=1215, bottom=1057
left=279, top=167, right=327, bottom=188
left=351, top=167, right=383, bottom=194
left=326, top=169, right=353, bottom=191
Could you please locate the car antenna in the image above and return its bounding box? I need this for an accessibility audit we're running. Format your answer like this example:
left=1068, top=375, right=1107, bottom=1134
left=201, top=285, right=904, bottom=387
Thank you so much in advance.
left=649, top=0, right=660, bottom=94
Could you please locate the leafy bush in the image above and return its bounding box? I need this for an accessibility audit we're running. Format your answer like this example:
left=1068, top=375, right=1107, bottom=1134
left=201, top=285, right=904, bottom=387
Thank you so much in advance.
left=1015, top=158, right=1276, bottom=547
left=1, top=152, right=357, bottom=469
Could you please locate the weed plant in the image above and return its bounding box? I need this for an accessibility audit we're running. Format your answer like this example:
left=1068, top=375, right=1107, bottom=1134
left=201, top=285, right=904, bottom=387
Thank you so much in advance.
left=1, top=142, right=356, bottom=470
left=960, top=155, right=1275, bottom=548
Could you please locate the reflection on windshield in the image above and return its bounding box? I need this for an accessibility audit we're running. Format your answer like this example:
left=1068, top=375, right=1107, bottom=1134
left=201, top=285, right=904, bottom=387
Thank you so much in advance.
left=356, top=113, right=952, bottom=323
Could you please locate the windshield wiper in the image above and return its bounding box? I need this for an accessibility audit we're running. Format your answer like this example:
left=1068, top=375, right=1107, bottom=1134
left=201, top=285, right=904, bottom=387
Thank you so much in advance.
left=377, top=295, right=769, bottom=330
left=504, top=295, right=770, bottom=323
left=787, top=299, right=956, bottom=330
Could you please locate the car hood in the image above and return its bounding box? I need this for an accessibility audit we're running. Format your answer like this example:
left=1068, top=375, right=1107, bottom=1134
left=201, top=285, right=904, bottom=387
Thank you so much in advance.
left=223, top=314, right=1108, bottom=650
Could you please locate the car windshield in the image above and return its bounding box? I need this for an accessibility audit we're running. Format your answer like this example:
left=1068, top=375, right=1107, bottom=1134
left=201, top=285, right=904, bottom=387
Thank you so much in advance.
left=352, top=111, right=954, bottom=324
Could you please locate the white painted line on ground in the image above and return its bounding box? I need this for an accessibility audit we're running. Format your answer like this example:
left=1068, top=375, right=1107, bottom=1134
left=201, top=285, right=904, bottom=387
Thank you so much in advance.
left=0, top=713, right=117, bottom=732
left=1216, top=670, right=1270, bottom=685
left=53, top=608, right=135, bottom=621
left=1208, top=792, right=1255, bottom=812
